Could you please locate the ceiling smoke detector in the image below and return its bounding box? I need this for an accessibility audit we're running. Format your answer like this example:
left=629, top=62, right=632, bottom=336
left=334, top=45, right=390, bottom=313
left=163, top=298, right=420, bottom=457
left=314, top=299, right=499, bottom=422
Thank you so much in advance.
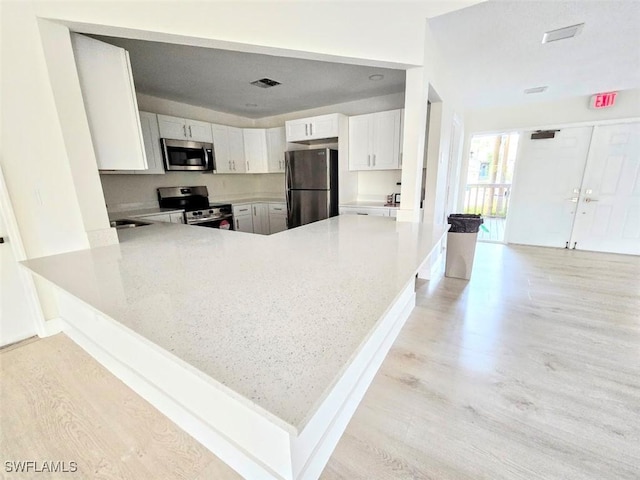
left=542, top=23, right=585, bottom=43
left=250, top=78, right=281, bottom=88
left=524, top=86, right=548, bottom=94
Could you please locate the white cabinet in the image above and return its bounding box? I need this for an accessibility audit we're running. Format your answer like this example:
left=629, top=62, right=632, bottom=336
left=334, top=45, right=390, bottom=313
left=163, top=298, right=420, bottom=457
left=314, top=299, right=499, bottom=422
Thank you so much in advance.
left=71, top=34, right=147, bottom=171
left=268, top=203, right=287, bottom=234
left=348, top=109, right=402, bottom=171
left=286, top=114, right=341, bottom=143
left=233, top=204, right=254, bottom=232
left=339, top=206, right=390, bottom=216
left=243, top=129, right=269, bottom=173
left=158, top=115, right=213, bottom=143
left=252, top=203, right=270, bottom=235
left=137, top=111, right=165, bottom=174
left=212, top=124, right=245, bottom=173
left=266, top=127, right=286, bottom=172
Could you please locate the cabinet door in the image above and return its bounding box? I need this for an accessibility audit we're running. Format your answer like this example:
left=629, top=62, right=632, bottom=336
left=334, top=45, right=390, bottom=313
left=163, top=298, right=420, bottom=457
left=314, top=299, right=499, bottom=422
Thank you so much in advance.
left=157, top=115, right=187, bottom=140
left=186, top=119, right=213, bottom=143
left=269, top=214, right=287, bottom=234
left=211, top=124, right=232, bottom=173
left=71, top=34, right=147, bottom=171
left=252, top=203, right=270, bottom=235
left=228, top=127, right=246, bottom=173
left=267, top=127, right=286, bottom=172
left=243, top=129, right=269, bottom=173
left=169, top=212, right=185, bottom=224
left=234, top=213, right=254, bottom=233
left=348, top=114, right=373, bottom=170
left=372, top=109, right=401, bottom=169
left=309, top=114, right=339, bottom=140
left=285, top=119, right=310, bottom=142
left=137, top=111, right=165, bottom=174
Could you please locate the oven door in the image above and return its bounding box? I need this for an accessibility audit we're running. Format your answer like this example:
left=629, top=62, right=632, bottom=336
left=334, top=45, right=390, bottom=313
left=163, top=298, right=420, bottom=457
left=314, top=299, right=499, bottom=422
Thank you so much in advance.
left=162, top=139, right=213, bottom=171
left=189, top=216, right=234, bottom=230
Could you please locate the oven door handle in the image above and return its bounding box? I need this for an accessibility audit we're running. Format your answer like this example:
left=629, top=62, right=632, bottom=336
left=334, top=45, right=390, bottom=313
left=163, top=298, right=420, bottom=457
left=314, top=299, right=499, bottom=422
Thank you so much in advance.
left=188, top=215, right=232, bottom=225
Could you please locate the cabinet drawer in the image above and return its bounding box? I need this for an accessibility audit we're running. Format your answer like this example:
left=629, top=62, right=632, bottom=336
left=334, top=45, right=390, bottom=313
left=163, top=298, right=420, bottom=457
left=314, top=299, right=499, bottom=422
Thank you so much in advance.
left=233, top=204, right=252, bottom=217
left=268, top=203, right=286, bottom=215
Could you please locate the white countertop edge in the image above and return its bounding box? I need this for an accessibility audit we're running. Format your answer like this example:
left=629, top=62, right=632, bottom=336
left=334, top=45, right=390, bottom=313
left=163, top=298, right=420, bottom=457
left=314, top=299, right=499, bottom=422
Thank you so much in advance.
left=25, top=268, right=300, bottom=436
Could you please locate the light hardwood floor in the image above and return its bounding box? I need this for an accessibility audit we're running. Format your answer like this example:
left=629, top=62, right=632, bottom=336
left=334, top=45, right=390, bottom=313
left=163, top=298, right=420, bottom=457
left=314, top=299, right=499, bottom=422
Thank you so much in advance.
left=1, top=243, right=638, bottom=479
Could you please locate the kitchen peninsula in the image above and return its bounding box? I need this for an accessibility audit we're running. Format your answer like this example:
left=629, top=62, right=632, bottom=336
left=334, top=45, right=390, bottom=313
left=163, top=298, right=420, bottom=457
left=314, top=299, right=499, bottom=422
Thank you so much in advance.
left=23, top=216, right=447, bottom=480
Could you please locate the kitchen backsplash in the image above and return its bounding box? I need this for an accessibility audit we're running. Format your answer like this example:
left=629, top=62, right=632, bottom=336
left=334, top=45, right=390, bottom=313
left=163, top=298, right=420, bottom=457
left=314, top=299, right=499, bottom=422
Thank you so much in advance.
left=100, top=173, right=285, bottom=211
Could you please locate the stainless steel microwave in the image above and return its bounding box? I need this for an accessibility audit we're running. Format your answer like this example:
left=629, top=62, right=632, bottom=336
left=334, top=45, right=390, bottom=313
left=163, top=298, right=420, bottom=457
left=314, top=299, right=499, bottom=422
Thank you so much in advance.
left=161, top=138, right=214, bottom=172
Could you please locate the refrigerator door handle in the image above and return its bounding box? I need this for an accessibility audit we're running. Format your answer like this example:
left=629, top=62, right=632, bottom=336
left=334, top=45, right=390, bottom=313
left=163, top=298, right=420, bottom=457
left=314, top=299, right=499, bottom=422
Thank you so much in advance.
left=286, top=157, right=292, bottom=227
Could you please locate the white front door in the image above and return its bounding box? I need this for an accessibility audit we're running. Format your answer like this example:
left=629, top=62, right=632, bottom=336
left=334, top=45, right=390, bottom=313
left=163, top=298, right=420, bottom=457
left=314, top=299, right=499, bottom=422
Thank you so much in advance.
left=0, top=213, right=37, bottom=347
left=506, top=127, right=593, bottom=248
left=570, top=122, right=640, bottom=255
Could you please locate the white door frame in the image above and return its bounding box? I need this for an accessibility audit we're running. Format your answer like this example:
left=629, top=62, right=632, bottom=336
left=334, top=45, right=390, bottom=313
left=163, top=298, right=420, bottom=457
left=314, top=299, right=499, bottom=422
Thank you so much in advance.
left=0, top=165, right=47, bottom=339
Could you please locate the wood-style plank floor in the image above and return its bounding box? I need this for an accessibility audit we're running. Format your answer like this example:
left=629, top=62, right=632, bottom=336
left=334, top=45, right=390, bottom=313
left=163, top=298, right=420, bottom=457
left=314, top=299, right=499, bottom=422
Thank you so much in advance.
left=1, top=243, right=638, bottom=479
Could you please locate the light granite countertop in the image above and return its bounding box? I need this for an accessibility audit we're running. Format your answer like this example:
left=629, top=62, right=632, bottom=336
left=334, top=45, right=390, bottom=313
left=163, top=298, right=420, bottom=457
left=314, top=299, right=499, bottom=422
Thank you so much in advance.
left=23, top=216, right=446, bottom=432
left=107, top=207, right=185, bottom=221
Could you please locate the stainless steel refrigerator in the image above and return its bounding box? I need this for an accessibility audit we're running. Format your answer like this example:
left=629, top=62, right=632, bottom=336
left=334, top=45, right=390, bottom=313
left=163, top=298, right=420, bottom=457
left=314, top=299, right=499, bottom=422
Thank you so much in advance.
left=286, top=148, right=339, bottom=228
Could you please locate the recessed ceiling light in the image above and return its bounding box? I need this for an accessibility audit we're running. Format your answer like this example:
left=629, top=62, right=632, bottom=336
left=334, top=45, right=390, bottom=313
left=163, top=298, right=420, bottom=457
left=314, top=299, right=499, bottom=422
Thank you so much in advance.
left=542, top=23, right=584, bottom=43
left=368, top=74, right=384, bottom=81
left=250, top=78, right=281, bottom=88
left=524, top=86, right=548, bottom=94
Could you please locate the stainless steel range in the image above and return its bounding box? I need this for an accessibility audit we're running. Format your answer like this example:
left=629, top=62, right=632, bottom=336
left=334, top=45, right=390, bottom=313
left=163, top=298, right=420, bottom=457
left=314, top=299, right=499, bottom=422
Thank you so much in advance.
left=157, top=186, right=233, bottom=229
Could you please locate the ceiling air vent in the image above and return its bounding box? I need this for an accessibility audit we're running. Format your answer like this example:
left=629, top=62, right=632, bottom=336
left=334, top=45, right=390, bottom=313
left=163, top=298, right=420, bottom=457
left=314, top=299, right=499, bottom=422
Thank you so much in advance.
left=524, top=86, right=548, bottom=94
left=250, top=78, right=281, bottom=88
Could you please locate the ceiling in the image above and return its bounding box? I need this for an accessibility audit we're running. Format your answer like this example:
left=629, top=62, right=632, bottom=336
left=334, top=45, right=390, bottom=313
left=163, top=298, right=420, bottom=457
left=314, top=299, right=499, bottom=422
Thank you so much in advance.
left=428, top=0, right=640, bottom=108
left=92, top=35, right=408, bottom=119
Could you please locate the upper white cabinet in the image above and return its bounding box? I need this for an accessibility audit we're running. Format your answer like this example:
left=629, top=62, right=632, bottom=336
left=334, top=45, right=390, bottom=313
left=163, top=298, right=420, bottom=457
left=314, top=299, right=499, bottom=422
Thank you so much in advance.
left=348, top=109, right=402, bottom=171
left=240, top=128, right=286, bottom=174
left=137, top=111, right=165, bottom=174
left=158, top=114, right=213, bottom=143
left=286, top=114, right=341, bottom=143
left=212, top=124, right=245, bottom=173
left=243, top=129, right=269, bottom=173
left=71, top=34, right=147, bottom=171
left=266, top=127, right=286, bottom=172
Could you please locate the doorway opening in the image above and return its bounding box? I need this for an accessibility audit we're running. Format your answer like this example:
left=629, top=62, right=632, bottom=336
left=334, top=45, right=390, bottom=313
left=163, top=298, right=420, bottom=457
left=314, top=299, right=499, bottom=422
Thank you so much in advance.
left=464, top=132, right=519, bottom=242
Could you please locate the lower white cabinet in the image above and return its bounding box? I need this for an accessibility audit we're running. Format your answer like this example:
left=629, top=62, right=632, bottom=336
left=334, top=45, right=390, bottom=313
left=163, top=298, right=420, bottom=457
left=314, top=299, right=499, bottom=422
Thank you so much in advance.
left=233, top=202, right=287, bottom=234
left=339, top=206, right=391, bottom=217
left=268, top=203, right=287, bottom=234
left=252, top=203, right=270, bottom=235
left=233, top=204, right=254, bottom=232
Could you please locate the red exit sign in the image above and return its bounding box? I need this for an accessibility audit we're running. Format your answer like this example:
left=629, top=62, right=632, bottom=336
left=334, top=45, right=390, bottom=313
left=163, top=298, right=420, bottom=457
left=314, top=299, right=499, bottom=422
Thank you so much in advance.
left=590, top=91, right=617, bottom=109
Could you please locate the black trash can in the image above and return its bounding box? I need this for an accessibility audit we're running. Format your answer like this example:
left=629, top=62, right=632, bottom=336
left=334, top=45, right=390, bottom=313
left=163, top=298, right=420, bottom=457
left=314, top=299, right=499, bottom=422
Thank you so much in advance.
left=445, top=214, right=484, bottom=280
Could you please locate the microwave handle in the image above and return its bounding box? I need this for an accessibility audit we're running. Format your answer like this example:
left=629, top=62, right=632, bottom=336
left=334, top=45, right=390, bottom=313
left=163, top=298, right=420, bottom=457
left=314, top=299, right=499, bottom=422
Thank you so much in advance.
left=205, top=148, right=215, bottom=171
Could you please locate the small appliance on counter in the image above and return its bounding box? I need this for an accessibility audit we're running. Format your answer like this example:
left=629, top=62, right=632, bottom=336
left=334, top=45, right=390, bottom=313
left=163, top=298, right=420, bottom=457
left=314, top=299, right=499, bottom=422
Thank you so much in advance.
left=386, top=193, right=401, bottom=206
left=286, top=148, right=339, bottom=228
left=158, top=186, right=233, bottom=229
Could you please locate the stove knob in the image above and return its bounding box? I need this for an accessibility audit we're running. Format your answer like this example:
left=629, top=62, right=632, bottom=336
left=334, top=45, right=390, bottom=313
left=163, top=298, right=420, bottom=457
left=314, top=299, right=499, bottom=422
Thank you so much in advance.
left=209, top=210, right=214, bottom=214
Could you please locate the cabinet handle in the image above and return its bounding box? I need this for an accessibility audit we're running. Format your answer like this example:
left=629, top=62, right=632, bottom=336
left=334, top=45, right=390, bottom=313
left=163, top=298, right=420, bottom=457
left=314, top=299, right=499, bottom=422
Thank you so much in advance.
left=367, top=154, right=371, bottom=167
left=305, top=124, right=308, bottom=136
left=400, top=152, right=403, bottom=167
left=188, top=125, right=193, bottom=137
left=228, top=161, right=232, bottom=170
left=253, top=206, right=256, bottom=215
left=236, top=219, right=239, bottom=229
left=233, top=160, right=236, bottom=170
left=373, top=154, right=376, bottom=166
left=310, top=123, right=313, bottom=135
left=246, top=161, right=249, bottom=172
left=183, top=125, right=187, bottom=137
left=239, top=208, right=248, bottom=212
left=274, top=208, right=282, bottom=211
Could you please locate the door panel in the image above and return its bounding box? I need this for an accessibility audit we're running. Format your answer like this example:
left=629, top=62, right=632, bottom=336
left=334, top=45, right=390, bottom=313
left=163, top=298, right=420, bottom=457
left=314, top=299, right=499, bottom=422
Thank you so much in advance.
left=506, top=127, right=593, bottom=248
left=288, top=190, right=329, bottom=228
left=570, top=122, right=640, bottom=255
left=286, top=150, right=329, bottom=189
